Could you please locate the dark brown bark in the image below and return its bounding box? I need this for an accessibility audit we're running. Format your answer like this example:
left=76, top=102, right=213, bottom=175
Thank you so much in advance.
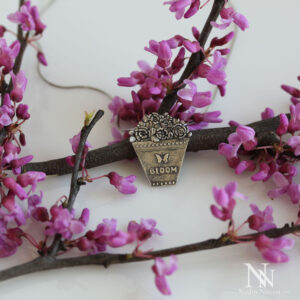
left=0, top=222, right=298, bottom=282
left=23, top=115, right=282, bottom=175
left=48, top=110, right=104, bottom=256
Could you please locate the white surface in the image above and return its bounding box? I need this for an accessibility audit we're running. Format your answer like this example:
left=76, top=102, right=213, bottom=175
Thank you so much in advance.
left=0, top=0, right=300, bottom=299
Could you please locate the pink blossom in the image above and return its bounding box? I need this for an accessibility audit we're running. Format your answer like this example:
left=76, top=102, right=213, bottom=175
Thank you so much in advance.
left=145, top=40, right=172, bottom=68
left=164, top=0, right=200, bottom=20
left=255, top=235, right=294, bottom=263
left=170, top=47, right=185, bottom=74
left=128, top=219, right=162, bottom=242
left=235, top=160, right=256, bottom=175
left=182, top=40, right=200, bottom=53
left=198, top=51, right=227, bottom=93
left=288, top=136, right=300, bottom=156
left=27, top=192, right=49, bottom=222
left=3, top=177, right=28, bottom=200
left=10, top=155, right=33, bottom=175
left=281, top=84, right=300, bottom=98
left=8, top=1, right=35, bottom=31
left=276, top=114, right=288, bottom=136
left=0, top=225, right=23, bottom=258
left=261, top=107, right=274, bottom=120
left=210, top=182, right=246, bottom=221
left=30, top=5, right=46, bottom=34
left=108, top=127, right=130, bottom=145
left=66, top=132, right=92, bottom=166
left=0, top=39, right=20, bottom=74
left=177, top=79, right=212, bottom=109
left=8, top=1, right=46, bottom=34
left=106, top=172, right=137, bottom=194
left=2, top=193, right=26, bottom=226
left=152, top=255, right=178, bottom=295
left=37, top=52, right=48, bottom=66
left=17, top=171, right=46, bottom=192
left=0, top=26, right=6, bottom=37
left=16, top=103, right=30, bottom=120
left=45, top=205, right=89, bottom=239
left=10, top=70, right=27, bottom=102
left=108, top=96, right=126, bottom=123
left=248, top=204, right=276, bottom=232
left=288, top=103, right=300, bottom=133
left=219, top=125, right=257, bottom=164
left=211, top=7, right=249, bottom=31
left=210, top=31, right=235, bottom=48
left=268, top=171, right=300, bottom=204
left=0, top=105, right=12, bottom=128
left=251, top=162, right=270, bottom=181
left=79, top=218, right=131, bottom=254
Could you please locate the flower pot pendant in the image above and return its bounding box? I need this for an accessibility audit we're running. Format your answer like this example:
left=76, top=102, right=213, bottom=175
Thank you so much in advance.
left=129, top=113, right=191, bottom=186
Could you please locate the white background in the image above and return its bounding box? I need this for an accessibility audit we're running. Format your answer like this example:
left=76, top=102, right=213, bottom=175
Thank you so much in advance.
left=0, top=0, right=300, bottom=299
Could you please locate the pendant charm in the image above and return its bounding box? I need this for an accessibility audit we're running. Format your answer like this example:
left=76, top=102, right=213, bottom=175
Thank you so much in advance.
left=129, top=113, right=192, bottom=187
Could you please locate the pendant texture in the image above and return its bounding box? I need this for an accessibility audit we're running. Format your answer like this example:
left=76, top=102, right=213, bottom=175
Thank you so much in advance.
left=129, top=113, right=192, bottom=186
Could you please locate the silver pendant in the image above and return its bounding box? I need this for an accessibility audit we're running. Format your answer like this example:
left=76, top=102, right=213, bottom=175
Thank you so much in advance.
left=129, top=113, right=191, bottom=187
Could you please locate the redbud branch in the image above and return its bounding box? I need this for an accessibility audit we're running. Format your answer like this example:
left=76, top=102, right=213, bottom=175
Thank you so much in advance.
left=23, top=114, right=283, bottom=176
left=48, top=110, right=104, bottom=256
left=0, top=222, right=298, bottom=283
left=158, top=0, right=225, bottom=114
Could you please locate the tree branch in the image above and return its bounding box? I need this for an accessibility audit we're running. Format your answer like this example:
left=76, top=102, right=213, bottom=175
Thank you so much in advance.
left=0, top=222, right=298, bottom=282
left=48, top=110, right=104, bottom=256
left=158, top=0, right=225, bottom=114
left=23, top=115, right=282, bottom=176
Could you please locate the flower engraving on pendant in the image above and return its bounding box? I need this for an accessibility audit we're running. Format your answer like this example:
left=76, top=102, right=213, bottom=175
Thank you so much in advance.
left=129, top=112, right=192, bottom=142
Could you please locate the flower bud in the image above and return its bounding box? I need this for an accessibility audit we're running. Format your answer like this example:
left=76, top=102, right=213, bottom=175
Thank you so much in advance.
left=19, top=132, right=26, bottom=146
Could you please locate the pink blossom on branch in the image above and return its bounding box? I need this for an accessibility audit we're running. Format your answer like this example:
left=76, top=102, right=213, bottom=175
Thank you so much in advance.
left=177, top=79, right=212, bottom=109
left=218, top=125, right=257, bottom=169
left=247, top=204, right=276, bottom=232
left=261, top=107, right=274, bottom=120
left=66, top=132, right=92, bottom=167
left=288, top=135, right=300, bottom=156
left=8, top=1, right=46, bottom=34
left=45, top=205, right=89, bottom=239
left=211, top=6, right=249, bottom=31
left=268, top=171, right=300, bottom=204
left=164, top=0, right=200, bottom=20
left=197, top=51, right=227, bottom=95
left=152, top=255, right=178, bottom=295
left=10, top=71, right=28, bottom=102
left=128, top=219, right=162, bottom=242
left=0, top=39, right=20, bottom=74
left=255, top=235, right=294, bottom=263
left=77, top=218, right=132, bottom=254
left=210, top=182, right=246, bottom=221
left=106, top=172, right=137, bottom=194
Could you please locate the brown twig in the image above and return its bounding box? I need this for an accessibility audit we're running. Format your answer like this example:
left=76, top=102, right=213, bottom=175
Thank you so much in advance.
left=0, top=222, right=299, bottom=282
left=158, top=0, right=225, bottom=114
left=23, top=114, right=282, bottom=175
left=47, top=110, right=104, bottom=256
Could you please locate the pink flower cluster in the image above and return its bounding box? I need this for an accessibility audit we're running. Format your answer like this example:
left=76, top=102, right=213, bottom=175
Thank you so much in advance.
left=75, top=218, right=162, bottom=255
left=2, top=1, right=48, bottom=66
left=0, top=3, right=50, bottom=257
left=210, top=182, right=294, bottom=263
left=8, top=1, right=46, bottom=34
left=218, top=102, right=300, bottom=205
left=164, top=0, right=249, bottom=33
left=108, top=2, right=248, bottom=142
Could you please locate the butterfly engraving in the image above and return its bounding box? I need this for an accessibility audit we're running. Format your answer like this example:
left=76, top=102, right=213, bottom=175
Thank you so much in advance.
left=155, top=153, right=169, bottom=164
